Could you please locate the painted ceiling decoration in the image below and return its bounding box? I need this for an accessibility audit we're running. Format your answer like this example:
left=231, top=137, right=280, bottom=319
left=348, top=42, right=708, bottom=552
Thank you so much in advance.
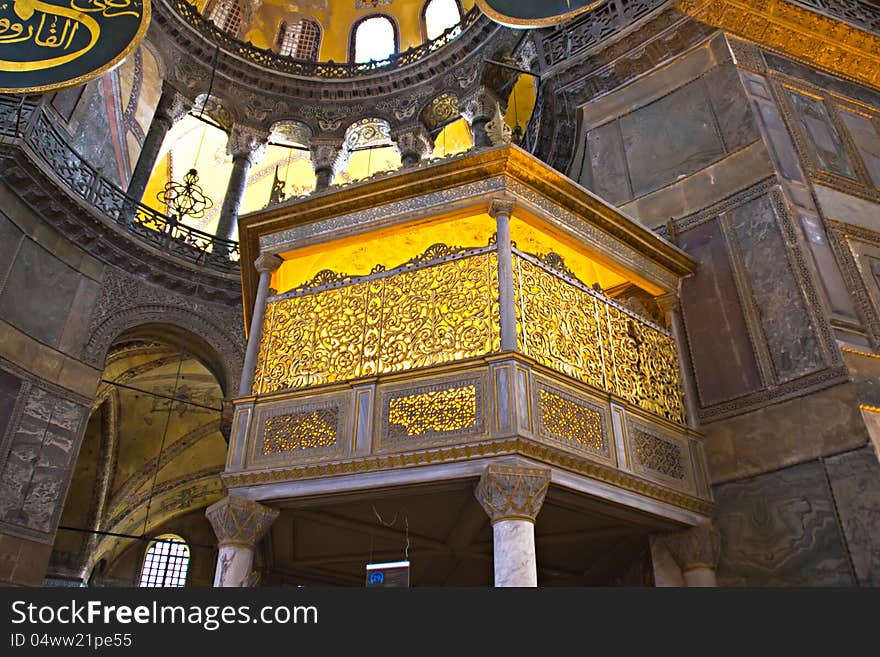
left=0, top=0, right=151, bottom=93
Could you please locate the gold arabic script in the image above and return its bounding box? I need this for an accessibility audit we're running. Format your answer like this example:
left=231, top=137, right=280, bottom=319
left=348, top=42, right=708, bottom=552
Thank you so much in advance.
left=0, top=0, right=142, bottom=72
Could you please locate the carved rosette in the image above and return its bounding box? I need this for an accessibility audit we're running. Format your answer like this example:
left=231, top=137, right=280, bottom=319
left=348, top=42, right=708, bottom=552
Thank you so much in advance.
left=206, top=496, right=279, bottom=548
left=227, top=124, right=270, bottom=165
left=392, top=123, right=434, bottom=166
left=657, top=525, right=721, bottom=572
left=475, top=464, right=551, bottom=524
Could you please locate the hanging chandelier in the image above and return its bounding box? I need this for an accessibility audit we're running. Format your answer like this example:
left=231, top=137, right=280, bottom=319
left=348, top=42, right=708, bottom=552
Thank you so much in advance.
left=156, top=168, right=213, bottom=221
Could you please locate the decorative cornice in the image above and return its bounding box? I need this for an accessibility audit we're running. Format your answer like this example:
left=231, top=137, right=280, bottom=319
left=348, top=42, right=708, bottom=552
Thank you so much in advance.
left=222, top=436, right=715, bottom=516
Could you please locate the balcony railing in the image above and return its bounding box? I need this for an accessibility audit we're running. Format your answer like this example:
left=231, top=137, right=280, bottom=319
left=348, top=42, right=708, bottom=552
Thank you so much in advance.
left=252, top=240, right=685, bottom=424
left=0, top=96, right=240, bottom=272
left=170, top=0, right=481, bottom=79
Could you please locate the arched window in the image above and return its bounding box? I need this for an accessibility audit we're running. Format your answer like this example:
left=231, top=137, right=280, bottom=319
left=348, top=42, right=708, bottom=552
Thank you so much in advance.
left=277, top=19, right=321, bottom=60
left=351, top=15, right=397, bottom=64
left=423, top=0, right=461, bottom=40
left=207, top=0, right=243, bottom=35
left=138, top=534, right=190, bottom=588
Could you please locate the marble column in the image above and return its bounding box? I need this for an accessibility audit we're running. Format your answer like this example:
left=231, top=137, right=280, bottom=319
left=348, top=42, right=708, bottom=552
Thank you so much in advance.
left=652, top=524, right=721, bottom=587
left=392, top=123, right=434, bottom=167
left=489, top=199, right=517, bottom=351
left=462, top=87, right=505, bottom=149
left=656, top=291, right=701, bottom=429
left=126, top=85, right=190, bottom=206
left=206, top=496, right=278, bottom=587
left=310, top=138, right=345, bottom=191
left=239, top=253, right=283, bottom=397
left=215, top=124, right=268, bottom=243
left=475, top=464, right=551, bottom=587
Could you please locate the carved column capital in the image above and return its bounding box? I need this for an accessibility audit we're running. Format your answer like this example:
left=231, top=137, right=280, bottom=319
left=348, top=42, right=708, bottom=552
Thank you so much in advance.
left=227, top=124, right=269, bottom=165
left=654, top=293, right=679, bottom=316
left=310, top=138, right=345, bottom=171
left=488, top=198, right=516, bottom=218
left=154, top=83, right=192, bottom=128
left=206, top=496, right=279, bottom=548
left=254, top=253, right=283, bottom=275
left=461, top=86, right=505, bottom=122
left=310, top=137, right=346, bottom=189
left=391, top=123, right=434, bottom=166
left=658, top=525, right=721, bottom=573
left=475, top=464, right=551, bottom=524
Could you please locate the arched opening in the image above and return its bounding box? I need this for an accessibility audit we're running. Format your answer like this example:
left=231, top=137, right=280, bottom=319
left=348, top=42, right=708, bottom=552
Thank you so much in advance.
left=423, top=0, right=462, bottom=41
left=47, top=330, right=229, bottom=587
left=139, top=534, right=190, bottom=587
left=336, top=118, right=401, bottom=185
left=351, top=15, right=398, bottom=64
left=277, top=19, right=321, bottom=60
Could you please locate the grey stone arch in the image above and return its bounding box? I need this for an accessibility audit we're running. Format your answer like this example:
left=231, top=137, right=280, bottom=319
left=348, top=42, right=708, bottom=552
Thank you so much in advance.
left=83, top=300, right=244, bottom=400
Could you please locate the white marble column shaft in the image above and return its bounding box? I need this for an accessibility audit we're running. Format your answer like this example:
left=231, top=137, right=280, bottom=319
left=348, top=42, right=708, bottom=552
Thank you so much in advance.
left=493, top=519, right=538, bottom=587
left=213, top=544, right=256, bottom=587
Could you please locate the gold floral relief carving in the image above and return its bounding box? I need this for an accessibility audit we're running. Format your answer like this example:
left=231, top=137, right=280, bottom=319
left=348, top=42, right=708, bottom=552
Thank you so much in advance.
left=254, top=252, right=500, bottom=395
left=262, top=408, right=339, bottom=454
left=677, top=0, right=880, bottom=91
left=386, top=384, right=478, bottom=440
left=515, top=256, right=685, bottom=423
left=538, top=388, right=606, bottom=453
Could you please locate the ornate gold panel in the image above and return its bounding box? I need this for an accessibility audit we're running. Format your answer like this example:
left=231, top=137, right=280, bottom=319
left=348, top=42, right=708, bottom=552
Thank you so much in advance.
left=514, top=255, right=685, bottom=423
left=254, top=251, right=500, bottom=395
left=678, top=0, right=880, bottom=91
left=386, top=383, right=479, bottom=441
left=262, top=407, right=339, bottom=455
left=537, top=387, right=606, bottom=454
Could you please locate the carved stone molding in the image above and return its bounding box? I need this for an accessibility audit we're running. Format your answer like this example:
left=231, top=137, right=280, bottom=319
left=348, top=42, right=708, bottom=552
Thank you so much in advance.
left=655, top=524, right=721, bottom=572
left=474, top=464, right=551, bottom=523
left=206, top=496, right=279, bottom=548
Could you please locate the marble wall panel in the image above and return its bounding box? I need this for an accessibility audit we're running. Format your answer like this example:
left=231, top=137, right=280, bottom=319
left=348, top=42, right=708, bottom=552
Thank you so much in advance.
left=0, top=386, right=88, bottom=536
left=0, top=369, right=21, bottom=443
left=837, top=109, right=880, bottom=188
left=0, top=239, right=81, bottom=349
left=582, top=121, right=631, bottom=205
left=824, top=446, right=880, bottom=586
left=704, top=65, right=760, bottom=153
left=785, top=89, right=855, bottom=179
left=713, top=459, right=854, bottom=586
left=620, top=80, right=725, bottom=197
left=678, top=219, right=762, bottom=406
left=727, top=194, right=823, bottom=381
left=0, top=212, right=23, bottom=290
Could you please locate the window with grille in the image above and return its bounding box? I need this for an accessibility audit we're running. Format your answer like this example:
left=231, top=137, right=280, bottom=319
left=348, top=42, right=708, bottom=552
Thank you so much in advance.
left=352, top=16, right=397, bottom=63
left=208, top=0, right=243, bottom=35
left=278, top=19, right=321, bottom=60
left=138, top=534, right=190, bottom=588
left=423, top=0, right=461, bottom=40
